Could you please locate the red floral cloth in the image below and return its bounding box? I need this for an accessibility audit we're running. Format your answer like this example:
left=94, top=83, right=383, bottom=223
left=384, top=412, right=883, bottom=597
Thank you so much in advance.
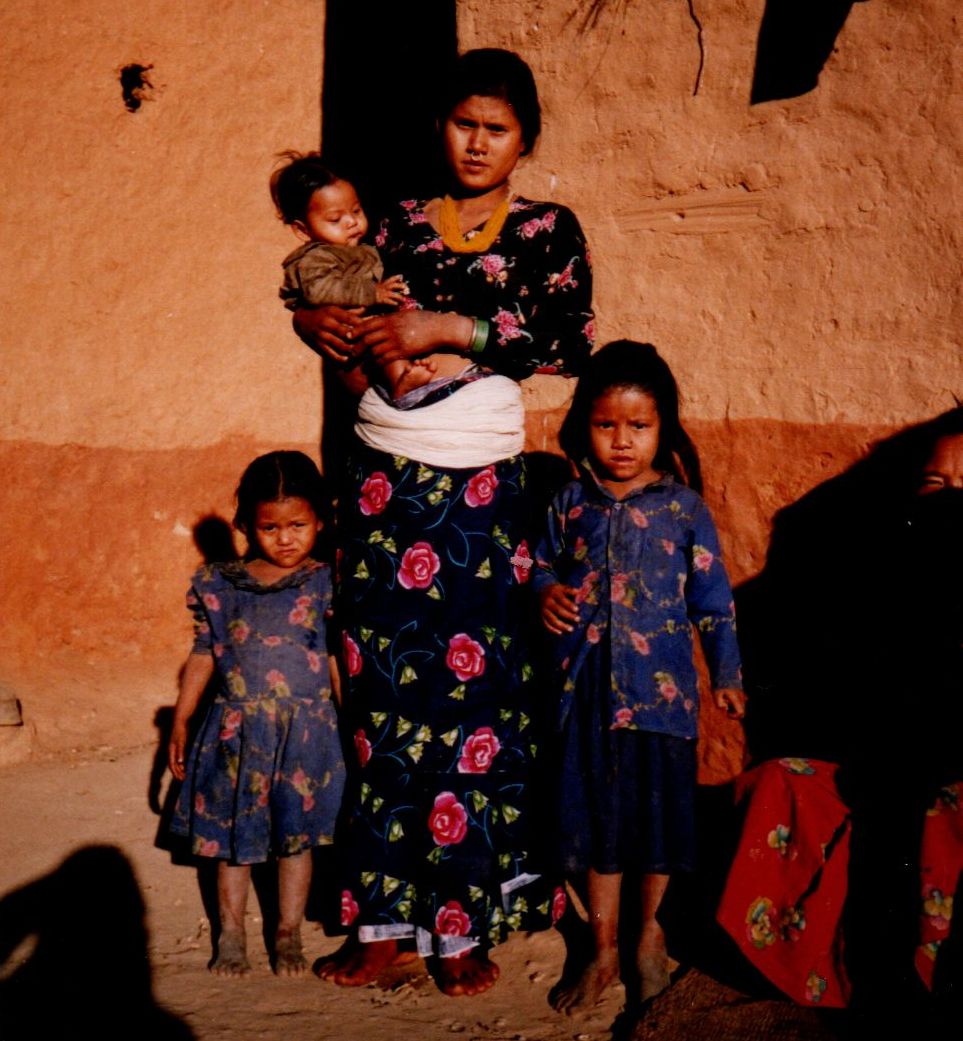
left=915, top=784, right=963, bottom=989
left=716, top=758, right=852, bottom=1007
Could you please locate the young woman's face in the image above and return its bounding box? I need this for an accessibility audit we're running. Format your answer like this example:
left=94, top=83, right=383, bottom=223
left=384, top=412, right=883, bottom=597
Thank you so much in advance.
left=443, top=95, right=526, bottom=195
left=295, top=180, right=368, bottom=246
left=920, top=434, right=963, bottom=494
left=251, top=497, right=321, bottom=571
left=588, top=388, right=662, bottom=495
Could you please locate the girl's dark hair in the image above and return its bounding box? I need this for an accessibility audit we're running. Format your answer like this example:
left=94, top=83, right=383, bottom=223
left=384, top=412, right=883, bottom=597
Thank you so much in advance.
left=269, top=151, right=340, bottom=225
left=233, top=451, right=332, bottom=558
left=438, top=48, right=541, bottom=154
left=560, top=340, right=704, bottom=494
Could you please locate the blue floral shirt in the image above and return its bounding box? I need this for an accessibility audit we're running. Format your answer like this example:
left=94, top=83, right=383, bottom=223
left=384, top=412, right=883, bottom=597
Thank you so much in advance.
left=532, top=473, right=743, bottom=739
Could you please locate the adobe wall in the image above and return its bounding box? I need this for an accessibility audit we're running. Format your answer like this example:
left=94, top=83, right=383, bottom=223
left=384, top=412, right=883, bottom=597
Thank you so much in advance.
left=0, top=0, right=959, bottom=778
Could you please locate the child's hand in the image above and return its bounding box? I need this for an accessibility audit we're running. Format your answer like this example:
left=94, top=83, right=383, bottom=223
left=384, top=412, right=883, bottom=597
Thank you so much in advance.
left=375, top=275, right=409, bottom=306
left=540, top=583, right=580, bottom=634
left=168, top=722, right=189, bottom=781
left=714, top=687, right=747, bottom=720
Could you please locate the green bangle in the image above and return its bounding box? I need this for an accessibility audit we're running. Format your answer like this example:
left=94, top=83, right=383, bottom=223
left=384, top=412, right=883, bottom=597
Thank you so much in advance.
left=469, top=318, right=490, bottom=354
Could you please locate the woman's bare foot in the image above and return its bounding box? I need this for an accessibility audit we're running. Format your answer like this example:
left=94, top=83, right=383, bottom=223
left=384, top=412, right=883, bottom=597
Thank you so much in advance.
left=551, top=949, right=620, bottom=1013
left=210, top=930, right=251, bottom=976
left=436, top=951, right=500, bottom=996
left=273, top=927, right=307, bottom=977
left=314, top=937, right=410, bottom=986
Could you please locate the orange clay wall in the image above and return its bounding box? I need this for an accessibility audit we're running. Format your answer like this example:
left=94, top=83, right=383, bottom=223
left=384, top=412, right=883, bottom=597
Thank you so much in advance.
left=1, top=1, right=960, bottom=777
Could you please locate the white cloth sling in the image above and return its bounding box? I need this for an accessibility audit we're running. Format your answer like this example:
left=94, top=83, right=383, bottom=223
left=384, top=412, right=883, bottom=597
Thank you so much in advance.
left=355, top=374, right=525, bottom=468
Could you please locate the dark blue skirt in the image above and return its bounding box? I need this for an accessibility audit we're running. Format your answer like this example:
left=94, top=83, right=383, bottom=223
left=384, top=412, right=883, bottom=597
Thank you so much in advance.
left=558, top=639, right=697, bottom=875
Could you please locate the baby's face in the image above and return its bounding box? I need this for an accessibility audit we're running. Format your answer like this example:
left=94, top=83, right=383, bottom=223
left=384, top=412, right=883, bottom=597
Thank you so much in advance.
left=296, top=180, right=368, bottom=247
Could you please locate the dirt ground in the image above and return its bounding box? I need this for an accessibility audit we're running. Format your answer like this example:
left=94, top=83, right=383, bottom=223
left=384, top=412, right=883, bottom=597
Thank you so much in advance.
left=0, top=743, right=845, bottom=1041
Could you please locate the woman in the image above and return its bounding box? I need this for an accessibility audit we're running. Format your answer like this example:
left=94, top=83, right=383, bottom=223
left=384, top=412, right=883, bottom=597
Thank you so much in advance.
left=297, top=49, right=594, bottom=996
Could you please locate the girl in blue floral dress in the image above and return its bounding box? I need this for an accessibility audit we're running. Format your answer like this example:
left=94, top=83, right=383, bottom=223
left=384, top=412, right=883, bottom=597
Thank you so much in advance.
left=169, top=451, right=345, bottom=976
left=533, top=341, right=745, bottom=1012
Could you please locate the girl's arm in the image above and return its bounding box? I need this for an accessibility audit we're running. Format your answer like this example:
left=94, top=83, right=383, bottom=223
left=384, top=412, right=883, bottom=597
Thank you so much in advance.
left=168, top=652, right=215, bottom=780
left=532, top=494, right=581, bottom=634
left=685, top=500, right=744, bottom=698
left=328, top=654, right=343, bottom=708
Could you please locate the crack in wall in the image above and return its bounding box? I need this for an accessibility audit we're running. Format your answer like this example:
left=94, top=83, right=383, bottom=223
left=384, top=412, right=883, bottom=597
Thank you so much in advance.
left=686, top=0, right=705, bottom=96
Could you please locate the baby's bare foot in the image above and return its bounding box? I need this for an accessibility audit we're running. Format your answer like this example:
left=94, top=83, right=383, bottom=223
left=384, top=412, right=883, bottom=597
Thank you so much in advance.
left=274, top=927, right=307, bottom=977
left=551, top=950, right=619, bottom=1014
left=210, top=930, right=250, bottom=976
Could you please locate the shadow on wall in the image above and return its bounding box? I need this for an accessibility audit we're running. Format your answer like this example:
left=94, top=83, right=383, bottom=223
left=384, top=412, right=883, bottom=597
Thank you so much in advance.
left=0, top=845, right=194, bottom=1041
left=736, top=406, right=963, bottom=784
left=752, top=0, right=869, bottom=103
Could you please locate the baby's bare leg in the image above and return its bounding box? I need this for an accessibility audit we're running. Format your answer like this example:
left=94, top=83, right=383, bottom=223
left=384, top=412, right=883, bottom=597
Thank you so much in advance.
left=212, top=862, right=252, bottom=975
left=274, top=850, right=312, bottom=976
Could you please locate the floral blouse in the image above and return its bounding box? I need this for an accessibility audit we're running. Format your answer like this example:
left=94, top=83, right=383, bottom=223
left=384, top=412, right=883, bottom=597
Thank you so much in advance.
left=532, top=473, right=743, bottom=739
left=375, top=197, right=594, bottom=380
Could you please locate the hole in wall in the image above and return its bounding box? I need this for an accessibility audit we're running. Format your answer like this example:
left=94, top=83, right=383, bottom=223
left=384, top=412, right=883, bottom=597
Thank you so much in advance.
left=119, top=63, right=154, bottom=112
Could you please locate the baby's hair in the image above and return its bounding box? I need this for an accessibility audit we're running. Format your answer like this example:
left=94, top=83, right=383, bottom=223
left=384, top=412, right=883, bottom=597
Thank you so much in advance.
left=233, top=451, right=333, bottom=558
left=560, top=340, right=704, bottom=494
left=270, top=151, right=342, bottom=225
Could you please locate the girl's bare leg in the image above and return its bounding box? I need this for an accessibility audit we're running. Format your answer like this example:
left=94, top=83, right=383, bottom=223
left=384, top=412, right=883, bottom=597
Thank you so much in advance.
left=212, top=862, right=252, bottom=975
left=553, top=869, right=622, bottom=1013
left=637, top=872, right=671, bottom=1002
left=274, top=850, right=312, bottom=976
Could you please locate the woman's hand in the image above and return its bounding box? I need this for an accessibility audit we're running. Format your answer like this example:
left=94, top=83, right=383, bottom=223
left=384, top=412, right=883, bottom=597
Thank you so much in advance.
left=540, top=583, right=580, bottom=635
left=293, top=305, right=366, bottom=365
left=714, top=687, right=747, bottom=720
left=360, top=310, right=472, bottom=366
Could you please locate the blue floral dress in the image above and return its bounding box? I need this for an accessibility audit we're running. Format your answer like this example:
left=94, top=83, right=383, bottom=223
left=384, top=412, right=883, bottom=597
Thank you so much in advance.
left=335, top=197, right=593, bottom=955
left=171, top=561, right=345, bottom=864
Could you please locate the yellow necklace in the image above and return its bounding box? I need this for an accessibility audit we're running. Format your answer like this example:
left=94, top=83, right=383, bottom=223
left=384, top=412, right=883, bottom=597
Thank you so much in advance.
left=438, top=193, right=511, bottom=253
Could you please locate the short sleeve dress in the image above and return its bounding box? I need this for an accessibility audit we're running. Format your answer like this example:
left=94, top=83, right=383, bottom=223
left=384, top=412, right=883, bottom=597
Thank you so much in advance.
left=335, top=197, right=593, bottom=956
left=170, top=560, right=345, bottom=864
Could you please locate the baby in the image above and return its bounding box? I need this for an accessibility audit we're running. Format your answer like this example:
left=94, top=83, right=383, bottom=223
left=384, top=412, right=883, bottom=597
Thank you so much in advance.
left=271, top=152, right=443, bottom=399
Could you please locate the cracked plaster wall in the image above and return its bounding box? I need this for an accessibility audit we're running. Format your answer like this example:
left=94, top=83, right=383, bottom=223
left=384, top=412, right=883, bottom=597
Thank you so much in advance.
left=0, top=0, right=960, bottom=775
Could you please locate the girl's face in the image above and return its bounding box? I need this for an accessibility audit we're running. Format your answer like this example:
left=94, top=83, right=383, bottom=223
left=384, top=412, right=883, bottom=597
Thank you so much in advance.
left=443, top=95, right=526, bottom=196
left=250, top=496, right=321, bottom=572
left=588, top=387, right=662, bottom=497
left=294, top=180, right=368, bottom=246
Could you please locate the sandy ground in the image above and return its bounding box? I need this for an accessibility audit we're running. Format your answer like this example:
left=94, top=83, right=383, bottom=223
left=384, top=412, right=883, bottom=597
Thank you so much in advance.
left=0, top=743, right=843, bottom=1041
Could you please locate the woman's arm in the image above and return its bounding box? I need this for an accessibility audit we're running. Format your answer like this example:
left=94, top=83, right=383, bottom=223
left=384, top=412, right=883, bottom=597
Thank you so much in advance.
left=293, top=305, right=367, bottom=366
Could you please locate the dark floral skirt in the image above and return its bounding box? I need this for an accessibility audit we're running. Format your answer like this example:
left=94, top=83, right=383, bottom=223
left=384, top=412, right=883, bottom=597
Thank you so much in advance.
left=335, top=444, right=562, bottom=954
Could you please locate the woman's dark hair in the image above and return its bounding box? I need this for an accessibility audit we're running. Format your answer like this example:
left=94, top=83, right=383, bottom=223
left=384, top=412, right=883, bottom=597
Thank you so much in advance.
left=269, top=151, right=340, bottom=225
left=233, top=451, right=332, bottom=557
left=438, top=48, right=541, bottom=154
left=560, top=340, right=703, bottom=493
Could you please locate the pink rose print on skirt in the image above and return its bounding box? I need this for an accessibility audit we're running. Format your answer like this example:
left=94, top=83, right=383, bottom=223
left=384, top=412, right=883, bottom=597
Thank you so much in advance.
left=428, top=791, right=468, bottom=846
left=551, top=886, right=567, bottom=924
left=341, top=890, right=360, bottom=926
left=354, top=729, right=372, bottom=767
left=342, top=632, right=363, bottom=677
left=359, top=472, right=392, bottom=516
left=446, top=633, right=486, bottom=682
left=435, top=900, right=472, bottom=936
left=457, top=726, right=501, bottom=773
left=398, top=542, right=441, bottom=590
left=612, top=707, right=635, bottom=729
left=464, top=466, right=498, bottom=507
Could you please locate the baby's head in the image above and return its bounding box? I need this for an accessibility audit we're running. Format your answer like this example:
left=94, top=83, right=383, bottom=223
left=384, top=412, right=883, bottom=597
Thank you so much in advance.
left=270, top=151, right=368, bottom=247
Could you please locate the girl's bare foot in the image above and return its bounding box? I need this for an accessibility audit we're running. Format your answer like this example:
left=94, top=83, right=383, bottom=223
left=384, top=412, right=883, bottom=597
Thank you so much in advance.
left=637, top=948, right=671, bottom=1003
left=314, top=937, right=407, bottom=986
left=273, top=927, right=307, bottom=977
left=551, top=949, right=620, bottom=1013
left=437, top=951, right=500, bottom=996
left=210, top=930, right=251, bottom=976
